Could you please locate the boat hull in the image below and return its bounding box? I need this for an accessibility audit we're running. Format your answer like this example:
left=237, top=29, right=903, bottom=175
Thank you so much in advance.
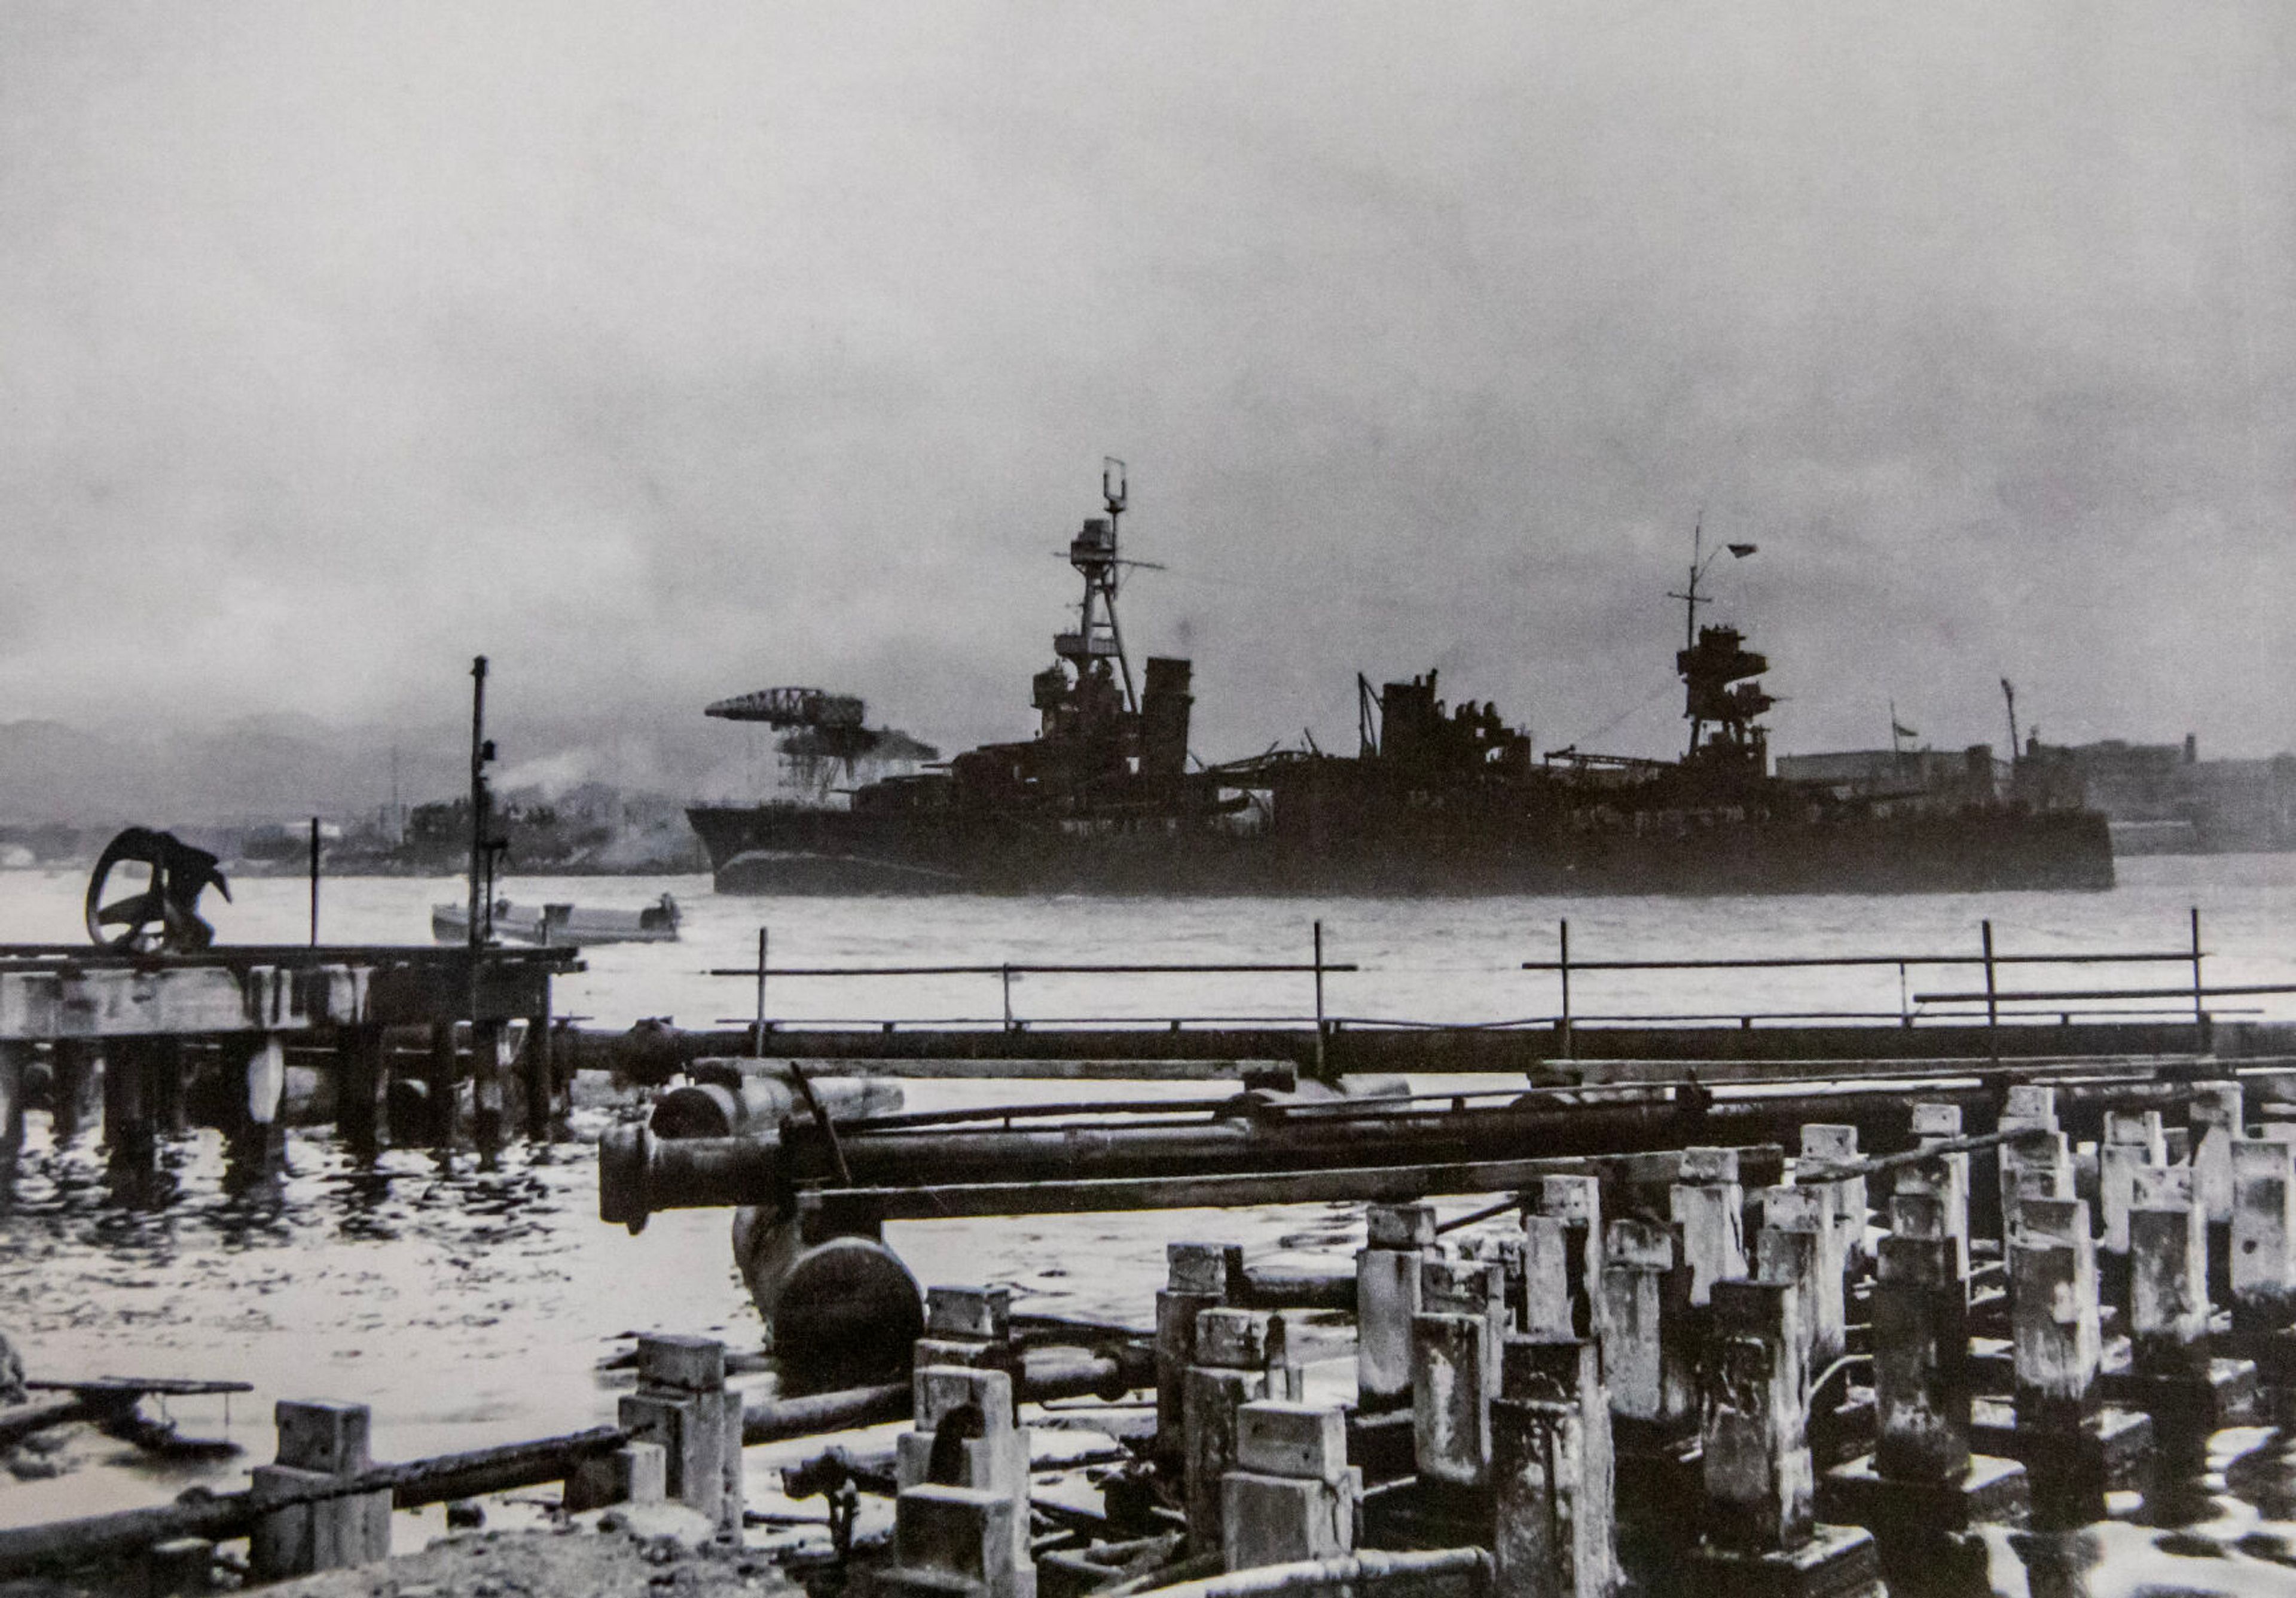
left=686, top=803, right=2115, bottom=897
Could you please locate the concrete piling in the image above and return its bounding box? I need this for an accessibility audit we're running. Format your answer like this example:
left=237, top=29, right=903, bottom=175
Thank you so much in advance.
left=1758, top=1184, right=1843, bottom=1367
left=1906, top=1104, right=1972, bottom=1283
left=49, top=1040, right=99, bottom=1145
left=1671, top=1148, right=1746, bottom=1309
left=1495, top=1335, right=1616, bottom=1598
left=1690, top=1279, right=1881, bottom=1597
left=898, top=1363, right=1032, bottom=1592
left=1521, top=1216, right=1577, bottom=1340
left=1161, top=1242, right=1238, bottom=1463
left=1798, top=1126, right=1866, bottom=1278
left=1223, top=1402, right=1358, bottom=1569
left=2230, top=1138, right=2296, bottom=1335
left=1186, top=1307, right=1275, bottom=1554
left=1601, top=1218, right=1697, bottom=1445
left=2110, top=1164, right=2262, bottom=1434
left=1357, top=1206, right=1434, bottom=1414
left=0, top=1042, right=23, bottom=1186
left=249, top=1402, right=393, bottom=1579
left=337, top=1025, right=388, bottom=1158
left=1412, top=1310, right=1494, bottom=1490
left=1535, top=1175, right=1605, bottom=1341
left=616, top=1335, right=743, bottom=1534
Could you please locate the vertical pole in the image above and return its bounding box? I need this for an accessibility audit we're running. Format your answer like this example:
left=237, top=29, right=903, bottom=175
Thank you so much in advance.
left=1897, top=961, right=1909, bottom=1027
left=1981, top=920, right=1999, bottom=1065
left=2190, top=906, right=2206, bottom=1034
left=522, top=1005, right=555, bottom=1143
left=428, top=1021, right=457, bottom=1156
left=1312, top=921, right=1327, bottom=1081
left=468, top=656, right=489, bottom=951
left=1002, top=964, right=1014, bottom=1033
left=753, top=927, right=768, bottom=1057
left=1559, top=919, right=1573, bottom=1060
left=307, top=817, right=321, bottom=947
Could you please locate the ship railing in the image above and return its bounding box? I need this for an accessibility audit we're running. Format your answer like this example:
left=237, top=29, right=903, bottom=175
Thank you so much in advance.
left=708, top=922, right=1358, bottom=1072
left=698, top=907, right=2295, bottom=1054
left=1520, top=906, right=2296, bottom=1059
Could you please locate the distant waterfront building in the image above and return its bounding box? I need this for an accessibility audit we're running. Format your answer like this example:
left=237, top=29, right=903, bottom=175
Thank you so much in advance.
left=1779, top=733, right=2296, bottom=854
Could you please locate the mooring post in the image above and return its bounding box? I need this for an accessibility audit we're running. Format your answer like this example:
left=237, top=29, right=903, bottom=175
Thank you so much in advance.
left=1357, top=1204, right=1435, bottom=1414
left=1223, top=1401, right=1358, bottom=1569
left=337, top=1025, right=387, bottom=1159
left=1670, top=1146, right=1745, bottom=1307
left=250, top=1401, right=393, bottom=1579
left=2008, top=1200, right=2101, bottom=1434
left=1186, top=1308, right=1278, bottom=1556
left=1160, top=1242, right=1238, bottom=1468
left=2128, top=1166, right=2209, bottom=1374
left=1495, top=1335, right=1617, bottom=1598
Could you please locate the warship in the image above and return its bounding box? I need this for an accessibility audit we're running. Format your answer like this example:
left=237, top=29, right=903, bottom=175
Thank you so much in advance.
left=686, top=468, right=2114, bottom=895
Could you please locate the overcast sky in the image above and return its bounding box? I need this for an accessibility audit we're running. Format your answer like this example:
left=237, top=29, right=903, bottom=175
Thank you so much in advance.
left=3, top=1, right=2289, bottom=773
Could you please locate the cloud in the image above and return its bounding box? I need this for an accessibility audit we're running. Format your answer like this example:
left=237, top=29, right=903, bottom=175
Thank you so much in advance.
left=0, top=0, right=2288, bottom=780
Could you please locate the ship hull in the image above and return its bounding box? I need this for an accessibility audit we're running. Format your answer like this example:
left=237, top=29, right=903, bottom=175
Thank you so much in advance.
left=687, top=803, right=2115, bottom=896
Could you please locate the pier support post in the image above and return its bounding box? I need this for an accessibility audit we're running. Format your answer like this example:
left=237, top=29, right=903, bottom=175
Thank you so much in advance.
left=1185, top=1309, right=1276, bottom=1557
left=249, top=1401, right=393, bottom=1579
left=897, top=1364, right=1031, bottom=1588
left=50, top=1040, right=99, bottom=1146
left=1759, top=1185, right=1843, bottom=1368
left=1907, top=1104, right=1972, bottom=1283
left=1799, top=1127, right=1867, bottom=1280
left=1522, top=1216, right=1577, bottom=1340
left=0, top=1042, right=23, bottom=1190
left=337, top=1025, right=387, bottom=1159
left=1412, top=1309, right=1494, bottom=1492
left=425, top=1022, right=459, bottom=1153
left=1671, top=1148, right=1746, bottom=1308
left=1357, top=1204, right=1434, bottom=1414
left=1223, top=1402, right=1358, bottom=1569
left=102, top=1036, right=158, bottom=1194
left=2105, top=1163, right=2261, bottom=1437
left=521, top=1007, right=557, bottom=1142
left=2190, top=1081, right=2242, bottom=1307
left=1974, top=1198, right=2151, bottom=1515
left=1159, top=1242, right=1236, bottom=1468
left=1817, top=1228, right=2028, bottom=1581
left=1495, top=1335, right=1616, bottom=1598
left=617, top=1335, right=744, bottom=1535
left=224, top=1035, right=288, bottom=1188
left=471, top=1018, right=506, bottom=1165
left=1690, top=1280, right=1881, bottom=1597
left=1535, top=1175, right=1605, bottom=1342
left=1422, top=1256, right=1508, bottom=1382
left=2230, top=1139, right=2296, bottom=1336
left=1601, top=1218, right=1697, bottom=1445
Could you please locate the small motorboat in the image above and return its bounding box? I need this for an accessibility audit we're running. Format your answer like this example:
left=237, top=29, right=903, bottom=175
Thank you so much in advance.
left=431, top=893, right=680, bottom=947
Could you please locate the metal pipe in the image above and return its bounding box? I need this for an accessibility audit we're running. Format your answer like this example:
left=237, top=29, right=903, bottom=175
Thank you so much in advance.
left=600, top=1073, right=2199, bottom=1227
left=1140, top=1548, right=1491, bottom=1598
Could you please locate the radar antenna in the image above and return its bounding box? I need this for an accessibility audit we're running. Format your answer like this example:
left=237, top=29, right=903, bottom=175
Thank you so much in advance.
left=1052, top=456, right=1149, bottom=712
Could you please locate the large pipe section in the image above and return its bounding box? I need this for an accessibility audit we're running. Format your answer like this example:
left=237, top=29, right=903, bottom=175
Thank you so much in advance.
left=601, top=1071, right=2202, bottom=1229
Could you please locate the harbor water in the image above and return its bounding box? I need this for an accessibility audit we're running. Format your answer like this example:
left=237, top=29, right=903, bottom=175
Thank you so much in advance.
left=4, top=856, right=2296, bottom=1595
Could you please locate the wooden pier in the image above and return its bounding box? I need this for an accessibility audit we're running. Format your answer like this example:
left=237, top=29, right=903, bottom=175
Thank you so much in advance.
left=0, top=943, right=579, bottom=1189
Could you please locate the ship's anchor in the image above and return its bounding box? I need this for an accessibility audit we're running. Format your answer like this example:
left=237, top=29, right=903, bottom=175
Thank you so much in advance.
left=83, top=827, right=232, bottom=953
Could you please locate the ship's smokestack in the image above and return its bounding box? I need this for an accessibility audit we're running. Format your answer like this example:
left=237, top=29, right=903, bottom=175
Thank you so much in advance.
left=1140, top=657, right=1193, bottom=780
